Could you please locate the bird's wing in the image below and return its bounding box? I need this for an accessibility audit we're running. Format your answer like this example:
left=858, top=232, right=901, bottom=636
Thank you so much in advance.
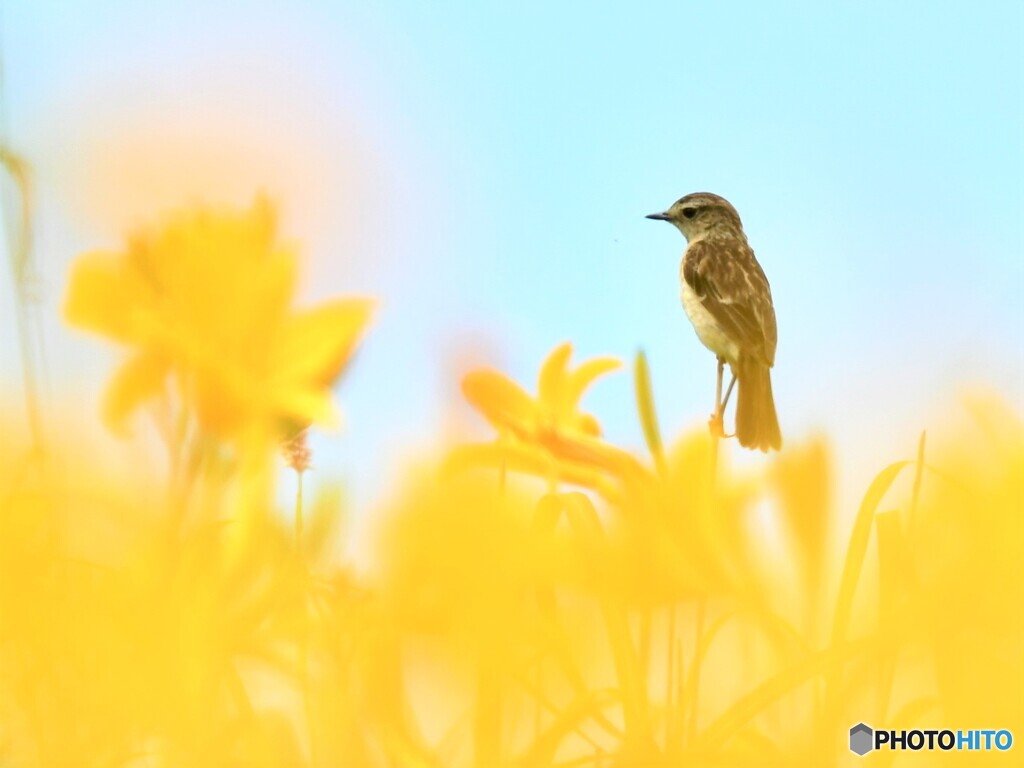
left=683, top=240, right=777, bottom=366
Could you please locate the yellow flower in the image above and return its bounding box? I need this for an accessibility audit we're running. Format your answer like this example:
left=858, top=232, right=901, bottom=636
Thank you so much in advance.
left=461, top=342, right=620, bottom=440
left=457, top=343, right=650, bottom=486
left=64, top=197, right=373, bottom=438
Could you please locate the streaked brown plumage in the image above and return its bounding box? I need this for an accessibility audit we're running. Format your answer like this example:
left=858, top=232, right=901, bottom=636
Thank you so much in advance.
left=647, top=192, right=781, bottom=451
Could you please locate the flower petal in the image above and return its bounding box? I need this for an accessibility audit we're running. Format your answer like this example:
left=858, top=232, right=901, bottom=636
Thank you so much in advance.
left=444, top=441, right=623, bottom=505
left=278, top=387, right=340, bottom=428
left=63, top=251, right=149, bottom=342
left=537, top=342, right=573, bottom=411
left=275, top=298, right=375, bottom=387
left=102, top=350, right=171, bottom=434
left=566, top=357, right=622, bottom=411
left=462, top=370, right=537, bottom=436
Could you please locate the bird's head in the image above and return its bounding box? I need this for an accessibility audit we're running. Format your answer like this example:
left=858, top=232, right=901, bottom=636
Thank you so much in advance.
left=646, top=192, right=743, bottom=242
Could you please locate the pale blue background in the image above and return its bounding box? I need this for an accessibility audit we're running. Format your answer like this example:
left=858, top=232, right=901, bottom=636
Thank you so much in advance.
left=2, top=1, right=1021, bottom=515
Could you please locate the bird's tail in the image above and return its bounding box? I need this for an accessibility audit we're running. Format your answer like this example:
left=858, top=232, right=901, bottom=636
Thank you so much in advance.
left=735, top=358, right=782, bottom=452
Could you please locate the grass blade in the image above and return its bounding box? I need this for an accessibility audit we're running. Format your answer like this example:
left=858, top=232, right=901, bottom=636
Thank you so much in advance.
left=830, top=461, right=909, bottom=649
left=823, top=460, right=909, bottom=732
left=634, top=350, right=667, bottom=477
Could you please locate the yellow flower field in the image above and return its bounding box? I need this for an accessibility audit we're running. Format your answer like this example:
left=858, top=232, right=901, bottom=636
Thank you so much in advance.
left=0, top=190, right=1021, bottom=767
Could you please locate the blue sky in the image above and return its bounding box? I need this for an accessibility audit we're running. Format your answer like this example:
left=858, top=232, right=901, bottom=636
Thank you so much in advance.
left=2, top=0, right=1022, bottom=513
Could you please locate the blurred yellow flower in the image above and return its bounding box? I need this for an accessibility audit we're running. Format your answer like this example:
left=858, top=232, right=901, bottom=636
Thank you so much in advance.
left=457, top=342, right=644, bottom=487
left=462, top=342, right=620, bottom=440
left=63, top=197, right=373, bottom=439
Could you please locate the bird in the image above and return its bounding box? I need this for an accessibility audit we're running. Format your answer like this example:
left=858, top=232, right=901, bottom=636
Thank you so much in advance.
left=647, top=192, right=781, bottom=451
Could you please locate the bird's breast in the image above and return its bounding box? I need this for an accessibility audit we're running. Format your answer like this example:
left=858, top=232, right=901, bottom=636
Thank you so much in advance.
left=680, top=275, right=740, bottom=364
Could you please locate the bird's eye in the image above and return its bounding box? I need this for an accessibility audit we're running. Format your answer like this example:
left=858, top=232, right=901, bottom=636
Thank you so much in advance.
left=682, top=207, right=697, bottom=219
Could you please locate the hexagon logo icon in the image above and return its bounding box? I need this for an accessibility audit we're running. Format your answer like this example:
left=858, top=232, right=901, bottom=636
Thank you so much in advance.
left=850, top=723, right=874, bottom=756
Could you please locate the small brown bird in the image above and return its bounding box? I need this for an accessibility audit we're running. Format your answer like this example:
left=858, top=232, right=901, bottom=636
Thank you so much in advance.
left=647, top=192, right=781, bottom=451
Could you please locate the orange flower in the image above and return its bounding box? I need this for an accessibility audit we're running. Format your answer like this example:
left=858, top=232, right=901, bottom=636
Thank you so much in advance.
left=64, top=197, right=373, bottom=439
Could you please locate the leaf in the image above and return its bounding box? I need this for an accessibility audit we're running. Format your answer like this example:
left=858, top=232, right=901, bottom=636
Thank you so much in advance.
left=563, top=493, right=654, bottom=750
left=908, top=430, right=926, bottom=532
left=680, top=609, right=739, bottom=730
left=695, top=637, right=875, bottom=751
left=517, top=689, right=619, bottom=766
left=0, top=146, right=32, bottom=284
left=633, top=349, right=666, bottom=476
left=830, top=461, right=910, bottom=649
left=874, top=508, right=905, bottom=722
left=824, top=460, right=909, bottom=729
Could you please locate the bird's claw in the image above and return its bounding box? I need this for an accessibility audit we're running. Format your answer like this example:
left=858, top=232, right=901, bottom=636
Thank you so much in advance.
left=708, top=412, right=734, bottom=440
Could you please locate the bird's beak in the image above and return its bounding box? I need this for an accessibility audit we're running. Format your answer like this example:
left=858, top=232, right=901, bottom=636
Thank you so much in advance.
left=646, top=212, right=671, bottom=221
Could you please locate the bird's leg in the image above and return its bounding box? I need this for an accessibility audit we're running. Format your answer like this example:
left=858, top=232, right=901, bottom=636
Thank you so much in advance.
left=714, top=357, right=723, bottom=409
left=709, top=357, right=726, bottom=438
left=709, top=361, right=738, bottom=440
left=719, top=373, right=737, bottom=438
left=721, top=374, right=737, bottom=411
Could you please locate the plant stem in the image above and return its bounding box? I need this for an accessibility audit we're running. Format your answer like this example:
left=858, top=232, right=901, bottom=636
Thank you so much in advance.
left=295, top=469, right=305, bottom=552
